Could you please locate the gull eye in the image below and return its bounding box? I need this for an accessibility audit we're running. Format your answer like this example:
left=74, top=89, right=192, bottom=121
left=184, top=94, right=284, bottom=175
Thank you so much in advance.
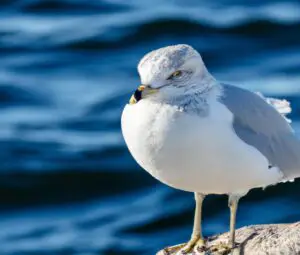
left=167, top=70, right=183, bottom=80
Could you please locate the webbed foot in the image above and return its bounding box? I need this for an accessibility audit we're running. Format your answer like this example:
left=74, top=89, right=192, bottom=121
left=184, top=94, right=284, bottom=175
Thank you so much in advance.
left=161, top=235, right=206, bottom=254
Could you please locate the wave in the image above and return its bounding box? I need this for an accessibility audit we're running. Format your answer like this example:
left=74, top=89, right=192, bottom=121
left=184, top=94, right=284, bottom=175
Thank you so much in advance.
left=0, top=169, right=156, bottom=209
left=1, top=16, right=300, bottom=52
left=0, top=84, right=49, bottom=107
left=1, top=0, right=130, bottom=13
left=55, top=18, right=300, bottom=51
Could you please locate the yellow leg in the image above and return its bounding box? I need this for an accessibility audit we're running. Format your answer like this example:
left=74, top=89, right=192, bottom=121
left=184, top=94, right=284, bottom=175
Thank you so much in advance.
left=193, top=193, right=205, bottom=239
left=228, top=195, right=240, bottom=248
left=162, top=193, right=206, bottom=254
left=181, top=193, right=206, bottom=253
left=209, top=195, right=243, bottom=254
left=209, top=195, right=241, bottom=254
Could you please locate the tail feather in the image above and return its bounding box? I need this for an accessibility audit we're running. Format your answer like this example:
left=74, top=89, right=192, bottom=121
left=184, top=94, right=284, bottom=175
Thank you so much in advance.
left=256, top=92, right=292, bottom=123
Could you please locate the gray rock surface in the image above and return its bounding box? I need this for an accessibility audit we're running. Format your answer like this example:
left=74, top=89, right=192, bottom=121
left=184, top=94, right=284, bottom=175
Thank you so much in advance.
left=157, top=222, right=300, bottom=255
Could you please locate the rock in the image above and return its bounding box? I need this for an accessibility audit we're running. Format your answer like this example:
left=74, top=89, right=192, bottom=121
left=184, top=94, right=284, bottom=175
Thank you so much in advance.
left=156, top=222, right=300, bottom=255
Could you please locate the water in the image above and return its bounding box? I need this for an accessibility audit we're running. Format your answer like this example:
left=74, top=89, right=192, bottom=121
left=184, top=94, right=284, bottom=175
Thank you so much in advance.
left=0, top=0, right=299, bottom=254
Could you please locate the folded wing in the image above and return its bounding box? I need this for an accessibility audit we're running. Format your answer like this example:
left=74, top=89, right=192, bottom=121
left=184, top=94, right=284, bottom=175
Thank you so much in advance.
left=221, top=84, right=300, bottom=180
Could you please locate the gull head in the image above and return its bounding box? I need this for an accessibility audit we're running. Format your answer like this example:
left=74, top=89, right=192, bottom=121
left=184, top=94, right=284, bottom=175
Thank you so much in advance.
left=130, top=44, right=214, bottom=104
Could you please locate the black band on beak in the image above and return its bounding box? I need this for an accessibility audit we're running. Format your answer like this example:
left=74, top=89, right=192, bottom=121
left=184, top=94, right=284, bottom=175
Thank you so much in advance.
left=129, top=85, right=146, bottom=104
left=133, top=88, right=143, bottom=103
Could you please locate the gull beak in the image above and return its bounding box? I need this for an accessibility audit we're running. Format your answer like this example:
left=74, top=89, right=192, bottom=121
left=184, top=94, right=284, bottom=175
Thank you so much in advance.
left=129, top=85, right=158, bottom=104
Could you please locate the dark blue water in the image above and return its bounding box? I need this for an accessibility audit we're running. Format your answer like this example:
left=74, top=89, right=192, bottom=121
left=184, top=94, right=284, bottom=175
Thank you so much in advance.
left=0, top=0, right=300, bottom=254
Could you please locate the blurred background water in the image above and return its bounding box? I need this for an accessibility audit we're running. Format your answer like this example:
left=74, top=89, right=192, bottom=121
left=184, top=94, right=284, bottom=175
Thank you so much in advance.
left=0, top=0, right=300, bottom=254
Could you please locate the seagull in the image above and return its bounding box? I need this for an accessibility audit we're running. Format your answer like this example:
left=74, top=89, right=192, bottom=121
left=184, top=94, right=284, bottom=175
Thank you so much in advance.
left=121, top=44, right=300, bottom=254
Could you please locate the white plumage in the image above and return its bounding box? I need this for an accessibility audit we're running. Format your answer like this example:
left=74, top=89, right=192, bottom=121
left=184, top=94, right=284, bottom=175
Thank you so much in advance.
left=122, top=87, right=282, bottom=195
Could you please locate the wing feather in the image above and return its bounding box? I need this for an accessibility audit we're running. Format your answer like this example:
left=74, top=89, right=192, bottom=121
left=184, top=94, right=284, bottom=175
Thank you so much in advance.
left=220, top=84, right=300, bottom=180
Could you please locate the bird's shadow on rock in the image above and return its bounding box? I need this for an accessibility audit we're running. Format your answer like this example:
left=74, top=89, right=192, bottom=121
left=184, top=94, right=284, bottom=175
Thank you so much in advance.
left=238, top=232, right=259, bottom=255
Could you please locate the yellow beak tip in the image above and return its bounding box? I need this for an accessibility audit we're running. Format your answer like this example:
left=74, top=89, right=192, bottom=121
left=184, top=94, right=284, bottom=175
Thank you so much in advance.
left=138, top=85, right=146, bottom=91
left=129, top=95, right=137, bottom=105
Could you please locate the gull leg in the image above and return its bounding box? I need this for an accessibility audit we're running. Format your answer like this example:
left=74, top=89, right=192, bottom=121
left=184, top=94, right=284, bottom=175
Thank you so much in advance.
left=180, top=193, right=206, bottom=253
left=228, top=195, right=240, bottom=248
left=210, top=195, right=241, bottom=254
left=163, top=193, right=206, bottom=254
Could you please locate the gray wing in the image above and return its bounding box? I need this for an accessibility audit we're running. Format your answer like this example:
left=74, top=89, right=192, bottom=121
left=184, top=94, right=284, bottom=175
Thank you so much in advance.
left=221, top=84, right=300, bottom=180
